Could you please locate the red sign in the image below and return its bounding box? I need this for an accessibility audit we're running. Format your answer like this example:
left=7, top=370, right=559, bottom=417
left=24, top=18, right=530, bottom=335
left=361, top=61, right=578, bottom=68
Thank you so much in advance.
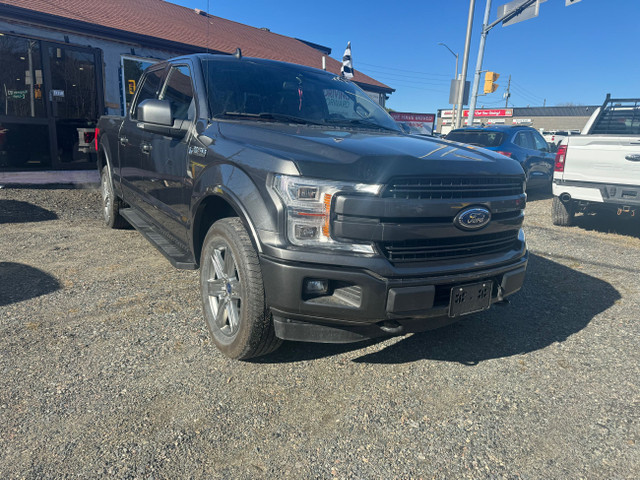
left=463, top=109, right=513, bottom=118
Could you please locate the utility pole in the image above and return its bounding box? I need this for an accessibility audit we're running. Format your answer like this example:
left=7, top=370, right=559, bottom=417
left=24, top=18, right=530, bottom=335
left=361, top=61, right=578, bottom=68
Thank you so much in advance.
left=505, top=74, right=511, bottom=108
left=455, top=0, right=476, bottom=129
left=468, top=0, right=538, bottom=126
left=467, top=0, right=492, bottom=126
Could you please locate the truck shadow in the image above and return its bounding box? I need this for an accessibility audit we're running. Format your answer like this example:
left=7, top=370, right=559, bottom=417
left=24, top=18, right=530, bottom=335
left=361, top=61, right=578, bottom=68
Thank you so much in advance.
left=0, top=200, right=58, bottom=224
left=0, top=262, right=61, bottom=307
left=570, top=213, right=640, bottom=239
left=258, top=253, right=620, bottom=364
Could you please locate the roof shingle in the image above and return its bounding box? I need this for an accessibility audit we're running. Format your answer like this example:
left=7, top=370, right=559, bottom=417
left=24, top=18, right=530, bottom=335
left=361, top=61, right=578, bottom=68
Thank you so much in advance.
left=0, top=0, right=392, bottom=91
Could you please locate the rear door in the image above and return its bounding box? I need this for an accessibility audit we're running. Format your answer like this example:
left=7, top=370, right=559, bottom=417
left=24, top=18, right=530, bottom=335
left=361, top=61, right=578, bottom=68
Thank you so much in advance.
left=119, top=65, right=167, bottom=206
left=512, top=130, right=553, bottom=187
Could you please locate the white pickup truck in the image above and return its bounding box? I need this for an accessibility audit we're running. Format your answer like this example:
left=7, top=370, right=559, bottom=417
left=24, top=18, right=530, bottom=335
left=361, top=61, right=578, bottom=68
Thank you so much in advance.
left=552, top=95, right=640, bottom=226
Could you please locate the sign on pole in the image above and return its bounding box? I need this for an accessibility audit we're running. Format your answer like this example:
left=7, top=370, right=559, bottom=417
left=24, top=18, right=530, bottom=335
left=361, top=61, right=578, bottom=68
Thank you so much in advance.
left=565, top=0, right=582, bottom=5
left=449, top=79, right=470, bottom=105
left=498, top=0, right=546, bottom=27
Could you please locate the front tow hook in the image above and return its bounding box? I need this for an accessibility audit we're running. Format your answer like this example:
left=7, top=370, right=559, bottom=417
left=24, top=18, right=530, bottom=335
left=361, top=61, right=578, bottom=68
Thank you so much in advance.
left=380, top=320, right=405, bottom=335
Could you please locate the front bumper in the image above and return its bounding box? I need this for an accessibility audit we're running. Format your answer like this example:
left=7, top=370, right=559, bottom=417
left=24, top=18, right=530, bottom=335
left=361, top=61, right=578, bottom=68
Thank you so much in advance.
left=260, top=251, right=528, bottom=343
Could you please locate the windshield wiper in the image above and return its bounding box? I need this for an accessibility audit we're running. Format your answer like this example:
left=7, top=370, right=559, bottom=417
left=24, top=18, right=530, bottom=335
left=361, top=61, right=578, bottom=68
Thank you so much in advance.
left=213, top=111, right=323, bottom=125
left=325, top=118, right=398, bottom=132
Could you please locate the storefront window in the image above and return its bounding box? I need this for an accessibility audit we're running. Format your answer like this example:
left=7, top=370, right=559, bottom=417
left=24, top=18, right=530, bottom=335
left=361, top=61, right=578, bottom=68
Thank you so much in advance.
left=0, top=34, right=46, bottom=118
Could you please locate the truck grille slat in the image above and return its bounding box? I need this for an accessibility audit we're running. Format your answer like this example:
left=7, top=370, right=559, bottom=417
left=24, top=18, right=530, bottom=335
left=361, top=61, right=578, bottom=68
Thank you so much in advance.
left=383, top=176, right=523, bottom=199
left=380, top=231, right=519, bottom=263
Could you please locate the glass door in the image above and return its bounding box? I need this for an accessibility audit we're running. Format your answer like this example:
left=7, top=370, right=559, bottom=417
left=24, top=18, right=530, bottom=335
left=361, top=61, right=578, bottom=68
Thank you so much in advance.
left=0, top=34, right=52, bottom=169
left=46, top=44, right=102, bottom=169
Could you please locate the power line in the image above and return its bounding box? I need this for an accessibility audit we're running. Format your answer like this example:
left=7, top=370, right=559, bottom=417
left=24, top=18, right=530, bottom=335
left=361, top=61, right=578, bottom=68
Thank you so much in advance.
left=356, top=61, right=451, bottom=78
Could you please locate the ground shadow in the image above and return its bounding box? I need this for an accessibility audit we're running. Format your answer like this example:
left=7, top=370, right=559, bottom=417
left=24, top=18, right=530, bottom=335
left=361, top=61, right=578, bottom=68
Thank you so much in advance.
left=0, top=262, right=61, bottom=306
left=525, top=189, right=552, bottom=202
left=256, top=253, right=620, bottom=364
left=0, top=200, right=58, bottom=224
left=570, top=212, right=640, bottom=239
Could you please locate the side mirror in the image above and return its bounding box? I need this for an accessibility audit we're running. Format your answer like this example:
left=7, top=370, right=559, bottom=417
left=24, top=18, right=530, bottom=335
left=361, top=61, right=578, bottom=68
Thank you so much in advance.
left=138, top=99, right=173, bottom=126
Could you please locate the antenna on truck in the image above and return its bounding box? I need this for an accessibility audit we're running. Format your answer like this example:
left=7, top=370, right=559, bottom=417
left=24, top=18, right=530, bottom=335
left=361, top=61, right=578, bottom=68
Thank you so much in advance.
left=234, top=48, right=242, bottom=59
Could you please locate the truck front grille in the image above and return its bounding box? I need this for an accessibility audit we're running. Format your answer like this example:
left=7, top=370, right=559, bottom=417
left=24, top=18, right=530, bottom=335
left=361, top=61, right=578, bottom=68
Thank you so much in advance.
left=383, top=176, right=523, bottom=200
left=379, top=230, right=520, bottom=264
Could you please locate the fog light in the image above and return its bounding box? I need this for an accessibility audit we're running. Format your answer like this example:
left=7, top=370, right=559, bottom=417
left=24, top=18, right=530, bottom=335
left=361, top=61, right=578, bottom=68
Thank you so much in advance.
left=295, top=224, right=318, bottom=240
left=304, top=279, right=329, bottom=295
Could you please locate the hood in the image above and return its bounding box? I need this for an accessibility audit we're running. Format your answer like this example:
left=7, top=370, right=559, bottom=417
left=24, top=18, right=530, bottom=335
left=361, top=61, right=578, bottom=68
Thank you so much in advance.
left=215, top=122, right=525, bottom=184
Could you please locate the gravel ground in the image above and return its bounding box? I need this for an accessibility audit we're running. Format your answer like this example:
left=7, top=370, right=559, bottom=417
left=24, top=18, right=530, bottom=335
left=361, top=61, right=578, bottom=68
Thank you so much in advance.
left=0, top=186, right=639, bottom=479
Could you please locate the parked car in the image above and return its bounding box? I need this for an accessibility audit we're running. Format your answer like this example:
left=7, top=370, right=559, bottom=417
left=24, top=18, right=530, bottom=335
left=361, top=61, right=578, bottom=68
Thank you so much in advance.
left=96, top=54, right=528, bottom=360
left=445, top=125, right=555, bottom=191
left=552, top=94, right=640, bottom=226
left=541, top=129, right=581, bottom=149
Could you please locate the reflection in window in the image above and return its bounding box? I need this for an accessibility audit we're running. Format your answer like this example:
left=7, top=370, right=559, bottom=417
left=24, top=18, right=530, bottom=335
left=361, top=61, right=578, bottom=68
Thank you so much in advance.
left=0, top=35, right=46, bottom=118
left=122, top=56, right=156, bottom=115
left=48, top=47, right=97, bottom=120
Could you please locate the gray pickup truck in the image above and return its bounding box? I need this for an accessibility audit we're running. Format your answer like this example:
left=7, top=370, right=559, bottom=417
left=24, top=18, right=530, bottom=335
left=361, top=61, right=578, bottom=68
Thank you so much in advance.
left=96, top=53, right=528, bottom=359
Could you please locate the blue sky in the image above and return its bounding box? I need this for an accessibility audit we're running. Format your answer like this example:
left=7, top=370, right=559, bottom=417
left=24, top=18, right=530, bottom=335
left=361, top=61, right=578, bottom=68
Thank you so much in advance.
left=172, top=0, right=639, bottom=114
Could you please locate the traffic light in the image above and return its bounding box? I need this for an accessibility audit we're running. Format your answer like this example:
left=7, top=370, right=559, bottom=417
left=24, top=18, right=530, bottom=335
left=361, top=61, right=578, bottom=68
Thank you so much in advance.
left=484, top=71, right=500, bottom=94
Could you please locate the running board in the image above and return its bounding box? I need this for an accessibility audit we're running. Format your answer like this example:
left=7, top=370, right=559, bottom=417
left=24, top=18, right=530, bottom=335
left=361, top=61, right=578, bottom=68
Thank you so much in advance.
left=120, top=208, right=197, bottom=270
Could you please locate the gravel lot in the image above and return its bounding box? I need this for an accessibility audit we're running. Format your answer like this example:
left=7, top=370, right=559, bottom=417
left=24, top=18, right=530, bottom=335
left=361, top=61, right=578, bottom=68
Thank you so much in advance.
left=1, top=185, right=639, bottom=479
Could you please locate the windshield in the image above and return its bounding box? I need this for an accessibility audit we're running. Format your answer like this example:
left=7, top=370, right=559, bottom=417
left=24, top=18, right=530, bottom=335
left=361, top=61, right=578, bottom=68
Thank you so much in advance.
left=446, top=130, right=504, bottom=147
left=201, top=58, right=400, bottom=131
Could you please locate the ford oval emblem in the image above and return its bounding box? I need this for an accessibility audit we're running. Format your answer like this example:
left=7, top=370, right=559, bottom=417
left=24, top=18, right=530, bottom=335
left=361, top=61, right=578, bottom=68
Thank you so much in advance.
left=454, top=207, right=491, bottom=231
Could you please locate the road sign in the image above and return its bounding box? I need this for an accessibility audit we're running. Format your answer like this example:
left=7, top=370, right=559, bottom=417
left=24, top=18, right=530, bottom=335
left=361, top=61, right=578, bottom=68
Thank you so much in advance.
left=449, top=79, right=470, bottom=105
left=498, top=0, right=547, bottom=28
left=566, top=0, right=582, bottom=5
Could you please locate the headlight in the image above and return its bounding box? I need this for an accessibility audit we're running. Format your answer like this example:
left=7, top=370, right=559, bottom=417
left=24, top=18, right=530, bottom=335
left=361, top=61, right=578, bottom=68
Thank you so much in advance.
left=271, top=174, right=382, bottom=253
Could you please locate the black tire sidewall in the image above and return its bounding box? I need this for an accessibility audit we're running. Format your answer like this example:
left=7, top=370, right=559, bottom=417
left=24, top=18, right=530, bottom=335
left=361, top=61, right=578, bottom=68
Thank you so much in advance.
left=200, top=218, right=266, bottom=359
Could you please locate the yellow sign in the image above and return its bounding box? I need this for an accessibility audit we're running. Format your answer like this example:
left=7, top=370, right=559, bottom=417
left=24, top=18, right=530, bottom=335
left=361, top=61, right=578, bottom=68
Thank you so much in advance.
left=127, top=79, right=136, bottom=95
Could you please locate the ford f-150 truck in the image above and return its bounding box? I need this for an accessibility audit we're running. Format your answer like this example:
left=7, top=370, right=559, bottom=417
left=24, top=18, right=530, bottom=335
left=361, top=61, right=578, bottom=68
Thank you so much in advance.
left=96, top=53, right=528, bottom=359
left=552, top=94, right=640, bottom=226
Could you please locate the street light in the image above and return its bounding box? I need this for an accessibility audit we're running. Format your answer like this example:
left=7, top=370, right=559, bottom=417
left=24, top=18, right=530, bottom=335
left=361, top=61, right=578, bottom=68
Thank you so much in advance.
left=438, top=42, right=459, bottom=132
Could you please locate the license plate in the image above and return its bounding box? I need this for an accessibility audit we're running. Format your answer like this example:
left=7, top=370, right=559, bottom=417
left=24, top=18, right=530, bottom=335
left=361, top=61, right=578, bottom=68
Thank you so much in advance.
left=449, top=281, right=493, bottom=317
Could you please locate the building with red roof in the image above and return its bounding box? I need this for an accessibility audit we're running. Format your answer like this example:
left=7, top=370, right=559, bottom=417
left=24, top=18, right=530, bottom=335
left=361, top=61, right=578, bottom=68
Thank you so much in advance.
left=0, top=0, right=393, bottom=170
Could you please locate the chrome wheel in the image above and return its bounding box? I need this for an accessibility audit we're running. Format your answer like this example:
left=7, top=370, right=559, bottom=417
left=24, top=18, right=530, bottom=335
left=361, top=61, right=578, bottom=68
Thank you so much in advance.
left=200, top=218, right=282, bottom=359
left=205, top=245, right=244, bottom=337
left=101, top=170, right=112, bottom=224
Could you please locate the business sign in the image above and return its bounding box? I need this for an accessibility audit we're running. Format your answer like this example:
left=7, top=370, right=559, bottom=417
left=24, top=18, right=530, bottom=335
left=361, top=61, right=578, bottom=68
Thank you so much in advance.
left=7, top=89, right=27, bottom=100
left=441, top=109, right=512, bottom=118
left=389, top=112, right=436, bottom=135
left=464, top=109, right=513, bottom=118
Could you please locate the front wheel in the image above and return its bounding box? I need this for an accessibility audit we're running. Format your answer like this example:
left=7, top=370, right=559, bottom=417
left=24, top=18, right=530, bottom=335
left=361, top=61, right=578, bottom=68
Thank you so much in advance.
left=100, top=165, right=128, bottom=229
left=200, top=217, right=282, bottom=360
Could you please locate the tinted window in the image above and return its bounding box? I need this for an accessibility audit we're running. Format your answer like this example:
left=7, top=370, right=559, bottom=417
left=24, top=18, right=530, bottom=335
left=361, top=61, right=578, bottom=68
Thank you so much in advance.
left=132, top=67, right=164, bottom=119
left=160, top=65, right=195, bottom=121
left=513, top=131, right=535, bottom=150
left=446, top=131, right=504, bottom=147
left=202, top=59, right=400, bottom=131
left=532, top=131, right=549, bottom=151
left=0, top=35, right=46, bottom=118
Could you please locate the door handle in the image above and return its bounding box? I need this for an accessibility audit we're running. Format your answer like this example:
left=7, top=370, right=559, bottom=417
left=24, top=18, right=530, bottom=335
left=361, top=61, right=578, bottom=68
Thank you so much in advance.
left=119, top=136, right=128, bottom=146
left=141, top=143, right=152, bottom=153
left=625, top=154, right=640, bottom=162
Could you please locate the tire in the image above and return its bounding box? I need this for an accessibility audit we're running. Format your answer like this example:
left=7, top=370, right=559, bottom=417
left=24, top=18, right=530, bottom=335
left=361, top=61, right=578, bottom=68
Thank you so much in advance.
left=100, top=165, right=128, bottom=229
left=200, top=217, right=282, bottom=360
left=552, top=195, right=574, bottom=226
